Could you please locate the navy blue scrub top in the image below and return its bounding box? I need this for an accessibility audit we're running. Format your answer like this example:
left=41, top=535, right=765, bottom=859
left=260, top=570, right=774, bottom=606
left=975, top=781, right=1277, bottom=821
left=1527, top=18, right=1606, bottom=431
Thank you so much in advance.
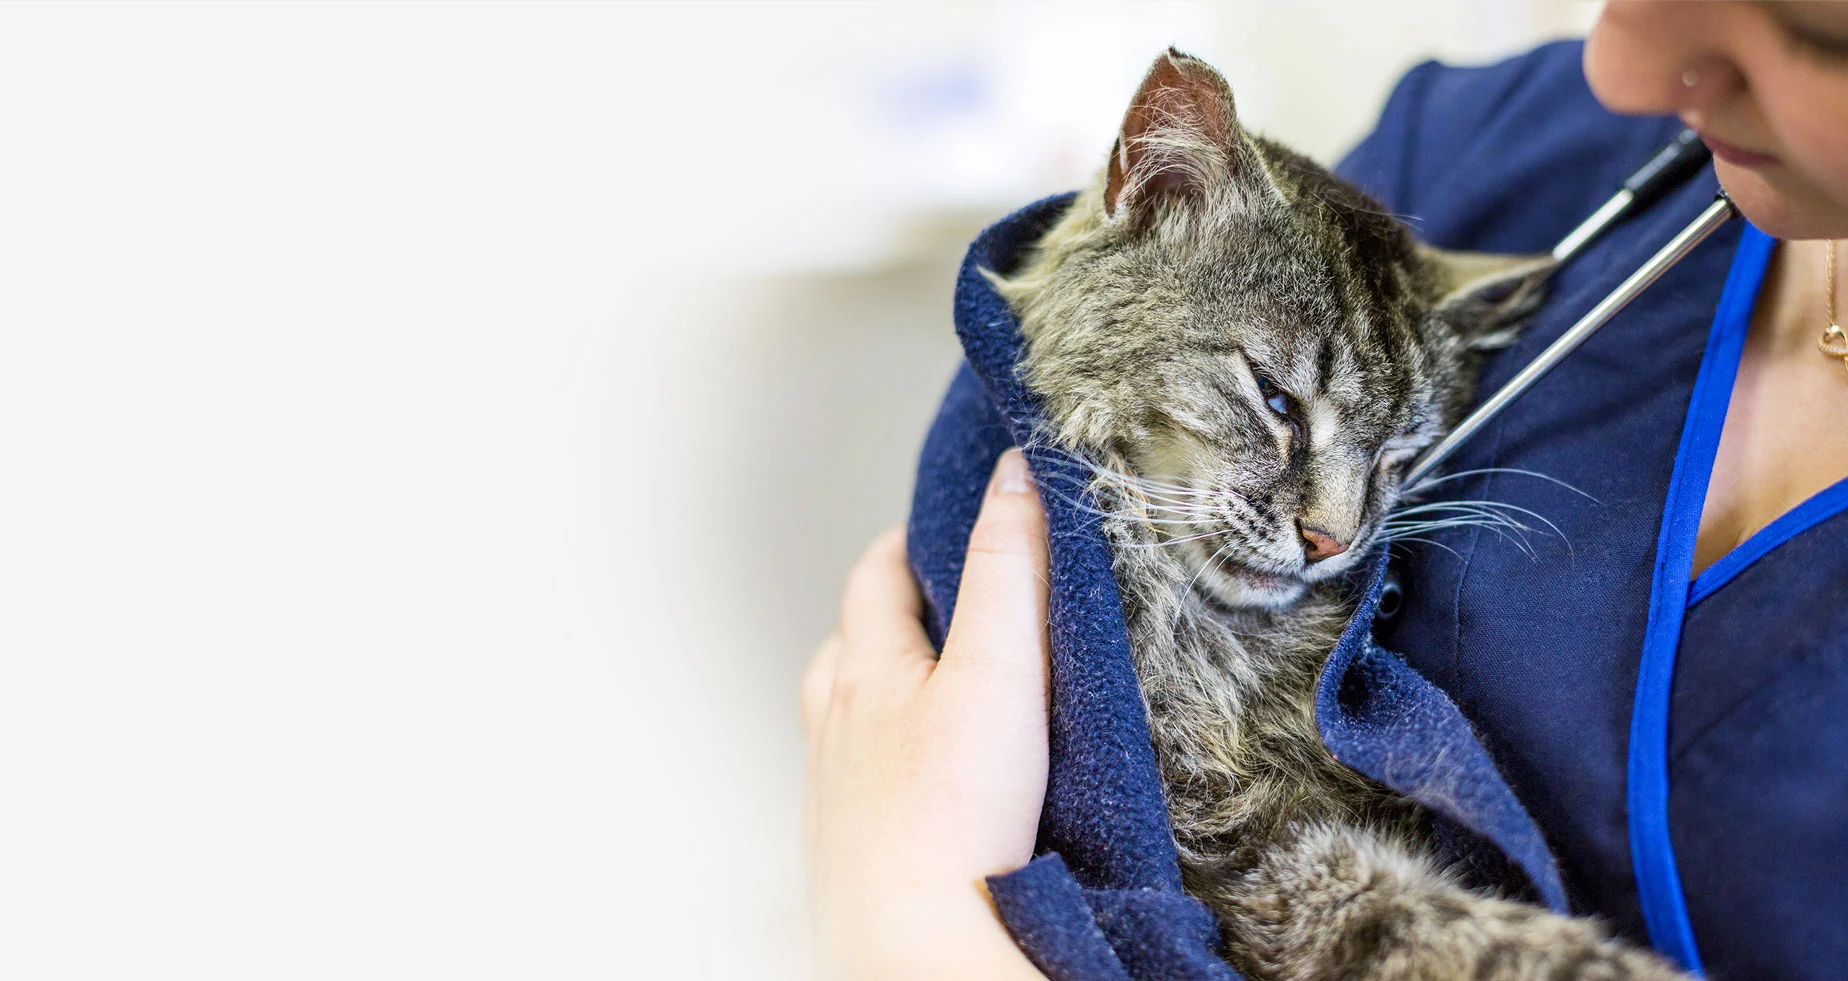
left=1338, top=41, right=1848, bottom=981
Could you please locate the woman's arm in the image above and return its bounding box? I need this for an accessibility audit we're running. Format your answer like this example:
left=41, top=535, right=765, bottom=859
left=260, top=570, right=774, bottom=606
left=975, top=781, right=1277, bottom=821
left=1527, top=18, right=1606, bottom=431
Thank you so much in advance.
left=801, top=449, right=1052, bottom=981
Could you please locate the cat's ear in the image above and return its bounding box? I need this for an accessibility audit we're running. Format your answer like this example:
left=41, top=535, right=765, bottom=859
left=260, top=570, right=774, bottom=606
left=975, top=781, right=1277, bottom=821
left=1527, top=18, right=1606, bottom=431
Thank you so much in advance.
left=1422, top=247, right=1556, bottom=350
left=1104, top=48, right=1266, bottom=221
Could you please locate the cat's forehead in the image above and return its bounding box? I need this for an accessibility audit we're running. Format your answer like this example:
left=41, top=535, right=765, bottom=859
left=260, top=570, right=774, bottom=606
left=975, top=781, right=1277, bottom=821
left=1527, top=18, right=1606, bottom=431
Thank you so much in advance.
left=1236, top=319, right=1407, bottom=409
left=1189, top=220, right=1425, bottom=405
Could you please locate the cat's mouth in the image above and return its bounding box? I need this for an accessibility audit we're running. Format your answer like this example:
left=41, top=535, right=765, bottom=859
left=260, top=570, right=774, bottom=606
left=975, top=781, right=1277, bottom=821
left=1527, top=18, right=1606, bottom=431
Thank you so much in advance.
left=1216, top=559, right=1294, bottom=591
left=1185, top=542, right=1307, bottom=609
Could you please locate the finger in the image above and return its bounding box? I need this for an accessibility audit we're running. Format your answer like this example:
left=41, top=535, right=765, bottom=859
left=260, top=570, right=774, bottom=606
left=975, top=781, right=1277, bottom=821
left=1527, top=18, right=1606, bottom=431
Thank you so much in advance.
left=940, top=449, right=1052, bottom=687
left=800, top=633, right=842, bottom=738
left=836, top=526, right=931, bottom=663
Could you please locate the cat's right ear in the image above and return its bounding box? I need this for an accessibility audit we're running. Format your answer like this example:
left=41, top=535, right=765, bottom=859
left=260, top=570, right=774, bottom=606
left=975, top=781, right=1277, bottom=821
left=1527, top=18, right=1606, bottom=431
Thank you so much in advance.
left=1104, top=48, right=1267, bottom=223
left=1423, top=247, right=1557, bottom=350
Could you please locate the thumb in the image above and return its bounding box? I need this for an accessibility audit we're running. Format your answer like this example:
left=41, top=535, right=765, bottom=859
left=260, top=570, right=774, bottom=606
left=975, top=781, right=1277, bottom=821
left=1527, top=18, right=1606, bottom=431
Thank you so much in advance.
left=939, top=449, right=1052, bottom=684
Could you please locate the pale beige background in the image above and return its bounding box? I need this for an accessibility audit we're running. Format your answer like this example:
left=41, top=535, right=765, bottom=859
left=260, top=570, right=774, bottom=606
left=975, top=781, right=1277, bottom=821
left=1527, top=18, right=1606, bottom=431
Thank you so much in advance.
left=0, top=3, right=1597, bottom=979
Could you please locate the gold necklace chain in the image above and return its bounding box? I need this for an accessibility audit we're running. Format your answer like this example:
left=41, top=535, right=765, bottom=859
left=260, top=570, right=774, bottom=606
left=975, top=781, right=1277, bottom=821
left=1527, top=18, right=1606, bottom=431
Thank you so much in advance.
left=1822, top=240, right=1848, bottom=371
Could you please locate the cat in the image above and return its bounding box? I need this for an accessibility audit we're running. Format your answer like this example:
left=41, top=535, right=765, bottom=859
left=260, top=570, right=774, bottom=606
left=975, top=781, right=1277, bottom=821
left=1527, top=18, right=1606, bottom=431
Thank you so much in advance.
left=986, top=49, right=1691, bottom=981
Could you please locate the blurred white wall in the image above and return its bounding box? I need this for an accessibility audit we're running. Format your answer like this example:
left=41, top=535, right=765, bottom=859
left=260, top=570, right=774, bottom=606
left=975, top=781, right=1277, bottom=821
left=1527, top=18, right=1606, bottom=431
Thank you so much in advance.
left=0, top=3, right=1596, bottom=979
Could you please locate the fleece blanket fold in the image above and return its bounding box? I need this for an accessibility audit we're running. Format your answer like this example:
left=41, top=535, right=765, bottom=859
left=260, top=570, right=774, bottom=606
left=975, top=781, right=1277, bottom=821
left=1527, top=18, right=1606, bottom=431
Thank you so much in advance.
left=906, top=193, right=1569, bottom=981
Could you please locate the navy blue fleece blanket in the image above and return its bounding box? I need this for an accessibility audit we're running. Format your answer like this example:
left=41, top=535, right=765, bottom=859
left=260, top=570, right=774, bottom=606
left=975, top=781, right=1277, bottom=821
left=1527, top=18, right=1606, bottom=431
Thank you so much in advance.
left=906, top=193, right=1569, bottom=981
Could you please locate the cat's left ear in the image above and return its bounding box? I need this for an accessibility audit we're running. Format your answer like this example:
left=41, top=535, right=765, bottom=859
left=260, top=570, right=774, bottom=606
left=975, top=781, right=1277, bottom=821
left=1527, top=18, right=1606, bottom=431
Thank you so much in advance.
left=1422, top=246, right=1557, bottom=351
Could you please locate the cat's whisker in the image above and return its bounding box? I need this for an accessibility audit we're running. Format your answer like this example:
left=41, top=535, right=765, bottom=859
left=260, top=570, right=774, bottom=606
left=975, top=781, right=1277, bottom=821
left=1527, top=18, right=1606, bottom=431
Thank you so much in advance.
left=1116, top=491, right=1220, bottom=511
left=1041, top=467, right=1223, bottom=514
left=1134, top=494, right=1223, bottom=514
left=1393, top=497, right=1574, bottom=558
left=1399, top=495, right=1558, bottom=523
left=1118, top=529, right=1229, bottom=550
left=1185, top=538, right=1236, bottom=595
left=1460, top=500, right=1573, bottom=555
left=1391, top=498, right=1535, bottom=519
left=1462, top=512, right=1541, bottom=559
left=1095, top=479, right=1222, bottom=508
left=1039, top=490, right=1208, bottom=530
left=1057, top=456, right=1247, bottom=507
left=1386, top=535, right=1463, bottom=560
left=1389, top=506, right=1537, bottom=528
left=1034, top=479, right=1230, bottom=541
left=1382, top=518, right=1532, bottom=542
left=1382, top=523, right=1508, bottom=543
left=1404, top=466, right=1599, bottom=503
left=1087, top=496, right=1220, bottom=525
left=1391, top=499, right=1557, bottom=535
left=1383, top=516, right=1518, bottom=532
left=1031, top=481, right=1179, bottom=528
left=1384, top=506, right=1545, bottom=545
left=1385, top=507, right=1535, bottom=535
left=1033, top=467, right=1255, bottom=544
left=1393, top=520, right=1539, bottom=560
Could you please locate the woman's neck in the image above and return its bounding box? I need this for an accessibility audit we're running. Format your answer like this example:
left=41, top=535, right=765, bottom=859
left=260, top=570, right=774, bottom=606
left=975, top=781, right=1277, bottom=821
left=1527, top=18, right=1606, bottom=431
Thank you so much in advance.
left=1754, top=238, right=1837, bottom=353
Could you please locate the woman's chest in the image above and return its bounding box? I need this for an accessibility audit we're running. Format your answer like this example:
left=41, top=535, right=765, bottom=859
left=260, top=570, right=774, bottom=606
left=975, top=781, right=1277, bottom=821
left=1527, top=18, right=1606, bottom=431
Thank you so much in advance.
left=1378, top=219, right=1848, bottom=980
left=1695, top=293, right=1848, bottom=575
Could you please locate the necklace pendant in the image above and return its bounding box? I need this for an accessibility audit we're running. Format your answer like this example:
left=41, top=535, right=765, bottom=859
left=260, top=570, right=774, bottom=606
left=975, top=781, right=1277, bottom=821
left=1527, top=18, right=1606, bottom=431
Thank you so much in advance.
left=1820, top=323, right=1848, bottom=359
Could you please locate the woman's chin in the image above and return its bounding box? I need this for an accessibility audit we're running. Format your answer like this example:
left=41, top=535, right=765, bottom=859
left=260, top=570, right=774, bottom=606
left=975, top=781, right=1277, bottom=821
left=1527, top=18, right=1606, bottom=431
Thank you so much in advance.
left=1716, top=158, right=1848, bottom=240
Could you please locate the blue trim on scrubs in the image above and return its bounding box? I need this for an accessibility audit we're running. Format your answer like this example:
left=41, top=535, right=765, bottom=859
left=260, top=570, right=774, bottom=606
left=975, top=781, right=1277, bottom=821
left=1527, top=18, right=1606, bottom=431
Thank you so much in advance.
left=1628, top=222, right=1774, bottom=973
left=1343, top=43, right=1848, bottom=977
left=1688, top=473, right=1848, bottom=608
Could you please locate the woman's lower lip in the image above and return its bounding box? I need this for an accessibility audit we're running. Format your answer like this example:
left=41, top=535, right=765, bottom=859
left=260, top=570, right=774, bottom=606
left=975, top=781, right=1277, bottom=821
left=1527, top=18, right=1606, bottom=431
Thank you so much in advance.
left=1701, top=133, right=1779, bottom=169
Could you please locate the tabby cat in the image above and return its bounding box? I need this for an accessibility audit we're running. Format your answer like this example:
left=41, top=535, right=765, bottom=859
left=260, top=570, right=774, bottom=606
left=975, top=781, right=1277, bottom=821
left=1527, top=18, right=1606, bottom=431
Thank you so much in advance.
left=988, top=49, right=1691, bottom=981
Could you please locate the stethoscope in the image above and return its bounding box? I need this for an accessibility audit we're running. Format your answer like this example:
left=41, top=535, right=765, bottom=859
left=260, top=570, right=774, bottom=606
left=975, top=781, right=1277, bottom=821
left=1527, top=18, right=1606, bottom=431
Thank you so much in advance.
left=1381, top=127, right=1736, bottom=976
left=1405, top=128, right=1731, bottom=488
left=1379, top=128, right=1725, bottom=615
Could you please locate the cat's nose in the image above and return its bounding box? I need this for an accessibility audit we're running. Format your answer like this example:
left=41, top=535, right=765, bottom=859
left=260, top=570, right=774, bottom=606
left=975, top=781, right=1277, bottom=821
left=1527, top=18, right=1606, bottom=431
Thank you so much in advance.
left=1298, top=522, right=1350, bottom=562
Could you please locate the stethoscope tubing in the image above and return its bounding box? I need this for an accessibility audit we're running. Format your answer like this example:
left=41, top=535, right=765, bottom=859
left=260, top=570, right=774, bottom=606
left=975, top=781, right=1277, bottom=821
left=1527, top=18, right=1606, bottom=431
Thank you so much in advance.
left=1406, top=130, right=1730, bottom=488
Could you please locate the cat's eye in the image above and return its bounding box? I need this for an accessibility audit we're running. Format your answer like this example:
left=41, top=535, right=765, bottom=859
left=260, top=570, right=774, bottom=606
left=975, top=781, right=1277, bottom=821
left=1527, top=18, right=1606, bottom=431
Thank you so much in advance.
left=1253, top=372, right=1293, bottom=418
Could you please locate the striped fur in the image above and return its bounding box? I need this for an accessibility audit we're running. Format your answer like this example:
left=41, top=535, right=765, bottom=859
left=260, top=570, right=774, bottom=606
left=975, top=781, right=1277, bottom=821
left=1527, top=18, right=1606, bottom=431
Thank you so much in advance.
left=989, top=49, right=1688, bottom=981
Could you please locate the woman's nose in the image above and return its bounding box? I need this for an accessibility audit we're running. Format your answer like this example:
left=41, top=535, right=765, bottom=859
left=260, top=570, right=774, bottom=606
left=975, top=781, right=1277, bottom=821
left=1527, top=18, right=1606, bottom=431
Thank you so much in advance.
left=1674, top=54, right=1745, bottom=118
left=1583, top=2, right=1740, bottom=117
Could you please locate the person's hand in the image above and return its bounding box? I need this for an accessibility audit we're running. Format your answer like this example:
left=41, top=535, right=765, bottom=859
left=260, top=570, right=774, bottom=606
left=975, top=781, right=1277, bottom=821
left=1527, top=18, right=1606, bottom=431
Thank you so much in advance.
left=801, top=448, right=1052, bottom=981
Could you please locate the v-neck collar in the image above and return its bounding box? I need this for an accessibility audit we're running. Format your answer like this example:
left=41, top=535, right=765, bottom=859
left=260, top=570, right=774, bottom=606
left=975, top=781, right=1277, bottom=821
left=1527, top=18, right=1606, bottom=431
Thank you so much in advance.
left=1686, top=272, right=1848, bottom=607
left=1689, top=471, right=1848, bottom=607
left=1677, top=227, right=1848, bottom=606
left=1629, top=222, right=1774, bottom=973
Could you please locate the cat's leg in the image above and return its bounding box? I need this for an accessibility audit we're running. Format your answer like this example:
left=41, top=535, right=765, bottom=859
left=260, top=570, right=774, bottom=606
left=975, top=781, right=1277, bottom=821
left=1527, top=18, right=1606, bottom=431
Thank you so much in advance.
left=1201, top=822, right=1692, bottom=981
